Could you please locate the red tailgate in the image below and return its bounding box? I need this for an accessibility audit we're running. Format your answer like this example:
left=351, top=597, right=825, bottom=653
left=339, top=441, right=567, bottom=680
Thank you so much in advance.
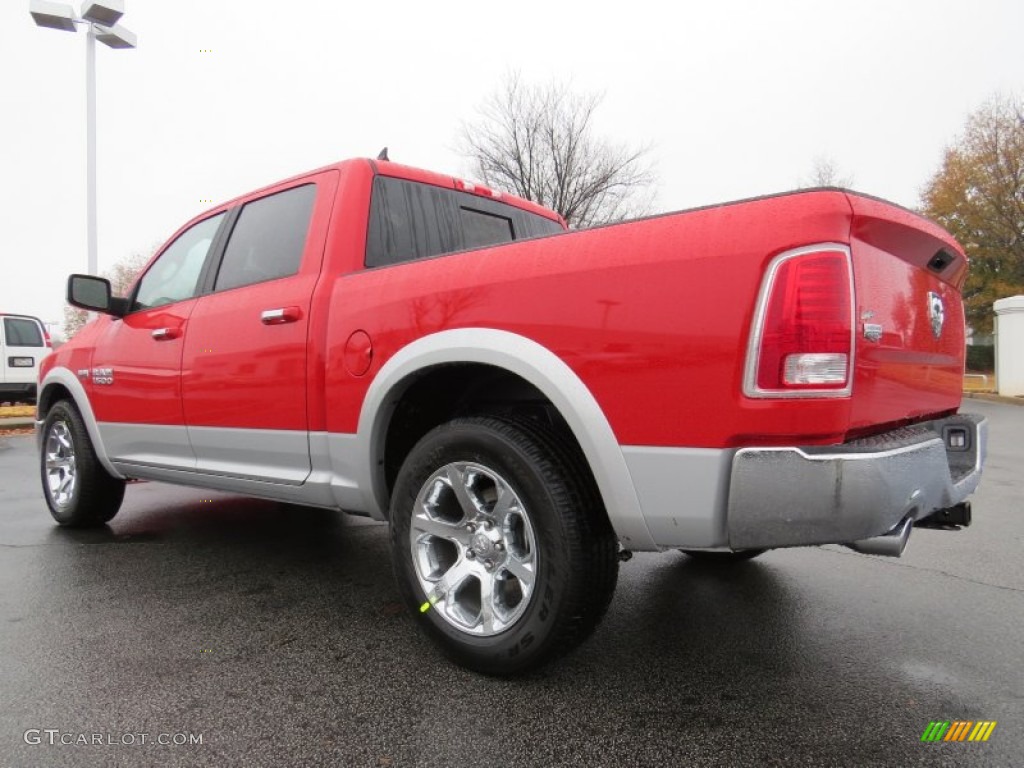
left=846, top=194, right=967, bottom=433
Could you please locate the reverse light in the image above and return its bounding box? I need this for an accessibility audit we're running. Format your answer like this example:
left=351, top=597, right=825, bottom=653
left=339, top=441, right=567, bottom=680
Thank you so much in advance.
left=744, top=244, right=855, bottom=398
left=783, top=353, right=847, bottom=385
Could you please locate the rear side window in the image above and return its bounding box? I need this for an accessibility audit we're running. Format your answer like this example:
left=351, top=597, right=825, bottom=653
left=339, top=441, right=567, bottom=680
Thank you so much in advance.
left=4, top=317, right=43, bottom=347
left=366, top=177, right=563, bottom=267
left=366, top=178, right=460, bottom=266
left=461, top=208, right=513, bottom=249
left=214, top=184, right=316, bottom=292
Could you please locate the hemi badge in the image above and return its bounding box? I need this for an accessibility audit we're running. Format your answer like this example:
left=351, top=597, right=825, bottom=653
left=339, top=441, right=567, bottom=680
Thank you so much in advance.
left=77, top=369, right=90, bottom=380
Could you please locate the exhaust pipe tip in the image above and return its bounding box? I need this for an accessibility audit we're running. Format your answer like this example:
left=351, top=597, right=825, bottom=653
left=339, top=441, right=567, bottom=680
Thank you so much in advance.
left=844, top=516, right=913, bottom=558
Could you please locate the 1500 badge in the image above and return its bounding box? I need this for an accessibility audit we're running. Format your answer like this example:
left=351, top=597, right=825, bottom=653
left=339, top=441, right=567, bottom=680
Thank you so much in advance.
left=91, top=367, right=114, bottom=385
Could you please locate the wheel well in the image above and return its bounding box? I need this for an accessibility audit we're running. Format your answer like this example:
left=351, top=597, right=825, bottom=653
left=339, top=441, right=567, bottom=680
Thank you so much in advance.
left=38, top=383, right=72, bottom=417
left=381, top=363, right=591, bottom=505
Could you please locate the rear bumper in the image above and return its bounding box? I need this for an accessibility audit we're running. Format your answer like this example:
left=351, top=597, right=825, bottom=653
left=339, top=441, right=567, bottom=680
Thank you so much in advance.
left=726, top=414, right=986, bottom=549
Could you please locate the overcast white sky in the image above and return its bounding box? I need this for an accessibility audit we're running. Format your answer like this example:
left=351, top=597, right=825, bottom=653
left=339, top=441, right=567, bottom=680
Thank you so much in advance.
left=2, top=0, right=1022, bottom=332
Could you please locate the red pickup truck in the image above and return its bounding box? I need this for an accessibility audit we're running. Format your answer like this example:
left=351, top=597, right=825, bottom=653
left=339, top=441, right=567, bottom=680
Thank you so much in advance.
left=37, top=158, right=986, bottom=675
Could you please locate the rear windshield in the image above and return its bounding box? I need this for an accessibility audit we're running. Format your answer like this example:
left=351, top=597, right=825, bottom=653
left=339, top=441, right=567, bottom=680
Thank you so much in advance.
left=4, top=317, right=44, bottom=347
left=366, top=176, right=563, bottom=268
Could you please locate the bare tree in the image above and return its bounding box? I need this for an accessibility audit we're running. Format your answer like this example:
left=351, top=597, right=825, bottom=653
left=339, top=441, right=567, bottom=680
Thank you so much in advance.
left=63, top=250, right=150, bottom=339
left=460, top=74, right=655, bottom=228
left=800, top=155, right=854, bottom=188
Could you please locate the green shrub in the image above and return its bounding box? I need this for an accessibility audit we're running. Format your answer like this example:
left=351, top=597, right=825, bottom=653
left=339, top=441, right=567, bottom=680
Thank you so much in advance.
left=966, top=345, right=995, bottom=372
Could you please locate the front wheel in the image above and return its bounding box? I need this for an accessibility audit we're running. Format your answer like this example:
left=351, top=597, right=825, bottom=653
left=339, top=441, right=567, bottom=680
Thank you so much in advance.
left=40, top=400, right=125, bottom=527
left=390, top=416, right=618, bottom=676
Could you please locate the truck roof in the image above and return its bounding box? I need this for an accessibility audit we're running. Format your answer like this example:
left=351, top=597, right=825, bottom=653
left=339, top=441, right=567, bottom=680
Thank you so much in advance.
left=200, top=158, right=565, bottom=227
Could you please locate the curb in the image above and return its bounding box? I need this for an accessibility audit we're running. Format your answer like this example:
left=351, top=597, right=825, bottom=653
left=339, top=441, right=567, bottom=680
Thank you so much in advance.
left=963, top=392, right=1024, bottom=407
left=0, top=418, right=36, bottom=428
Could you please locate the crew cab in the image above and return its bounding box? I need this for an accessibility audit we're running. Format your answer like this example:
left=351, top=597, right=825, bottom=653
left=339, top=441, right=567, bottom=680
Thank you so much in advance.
left=37, top=157, right=986, bottom=675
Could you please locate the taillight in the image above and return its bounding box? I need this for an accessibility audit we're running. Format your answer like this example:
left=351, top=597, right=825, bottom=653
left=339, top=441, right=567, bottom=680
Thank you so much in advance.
left=744, top=244, right=854, bottom=398
left=43, top=328, right=52, bottom=348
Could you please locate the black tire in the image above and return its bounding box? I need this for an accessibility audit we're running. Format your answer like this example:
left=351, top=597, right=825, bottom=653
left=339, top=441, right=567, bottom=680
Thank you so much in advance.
left=40, top=399, right=125, bottom=527
left=390, top=416, right=618, bottom=676
left=680, top=548, right=767, bottom=562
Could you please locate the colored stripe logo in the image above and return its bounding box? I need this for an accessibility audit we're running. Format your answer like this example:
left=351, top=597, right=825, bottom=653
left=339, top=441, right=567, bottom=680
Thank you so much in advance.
left=921, top=721, right=997, bottom=742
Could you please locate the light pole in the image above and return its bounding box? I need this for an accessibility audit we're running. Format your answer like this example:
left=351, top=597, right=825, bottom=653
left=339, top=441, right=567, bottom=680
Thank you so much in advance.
left=30, top=1, right=136, bottom=276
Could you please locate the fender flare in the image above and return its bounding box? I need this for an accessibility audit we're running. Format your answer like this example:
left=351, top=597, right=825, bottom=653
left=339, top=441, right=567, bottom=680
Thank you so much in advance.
left=354, top=328, right=657, bottom=550
left=38, top=367, right=125, bottom=479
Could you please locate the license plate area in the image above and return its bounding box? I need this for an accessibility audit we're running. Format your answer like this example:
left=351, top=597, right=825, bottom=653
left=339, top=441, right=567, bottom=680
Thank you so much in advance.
left=8, top=357, right=34, bottom=367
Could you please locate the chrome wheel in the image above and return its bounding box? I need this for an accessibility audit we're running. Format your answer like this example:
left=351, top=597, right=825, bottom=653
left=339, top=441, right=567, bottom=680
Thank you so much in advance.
left=392, top=417, right=619, bottom=674
left=39, top=400, right=125, bottom=527
left=44, top=421, right=77, bottom=508
left=410, top=461, right=537, bottom=636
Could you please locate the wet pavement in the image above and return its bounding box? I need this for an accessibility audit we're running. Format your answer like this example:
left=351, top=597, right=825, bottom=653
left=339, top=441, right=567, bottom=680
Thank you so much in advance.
left=1, top=399, right=1021, bottom=767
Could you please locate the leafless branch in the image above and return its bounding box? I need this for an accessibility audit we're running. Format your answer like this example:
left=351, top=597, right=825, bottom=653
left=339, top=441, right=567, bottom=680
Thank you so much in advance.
left=459, top=74, right=655, bottom=228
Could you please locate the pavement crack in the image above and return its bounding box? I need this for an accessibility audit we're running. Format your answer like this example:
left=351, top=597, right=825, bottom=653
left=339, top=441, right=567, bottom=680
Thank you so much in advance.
left=823, top=547, right=1024, bottom=594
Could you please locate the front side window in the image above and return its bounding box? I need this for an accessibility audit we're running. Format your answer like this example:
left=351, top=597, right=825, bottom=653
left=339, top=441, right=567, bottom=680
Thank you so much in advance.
left=4, top=317, right=44, bottom=347
left=214, top=184, right=317, bottom=292
left=133, top=213, right=225, bottom=311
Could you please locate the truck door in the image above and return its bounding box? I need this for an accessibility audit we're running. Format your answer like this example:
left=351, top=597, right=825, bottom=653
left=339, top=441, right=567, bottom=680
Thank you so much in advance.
left=89, top=212, right=226, bottom=470
left=180, top=171, right=338, bottom=485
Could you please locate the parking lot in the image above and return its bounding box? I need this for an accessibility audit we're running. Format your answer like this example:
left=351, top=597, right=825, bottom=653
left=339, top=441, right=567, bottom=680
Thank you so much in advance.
left=1, top=398, right=1021, bottom=767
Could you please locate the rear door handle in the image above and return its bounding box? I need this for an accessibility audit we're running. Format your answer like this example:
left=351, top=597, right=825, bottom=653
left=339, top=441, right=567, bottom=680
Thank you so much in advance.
left=261, top=307, right=301, bottom=325
left=151, top=327, right=180, bottom=340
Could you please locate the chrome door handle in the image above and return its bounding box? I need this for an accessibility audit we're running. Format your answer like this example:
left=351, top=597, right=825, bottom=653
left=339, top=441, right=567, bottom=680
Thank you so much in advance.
left=261, top=307, right=301, bottom=325
left=151, top=327, right=179, bottom=340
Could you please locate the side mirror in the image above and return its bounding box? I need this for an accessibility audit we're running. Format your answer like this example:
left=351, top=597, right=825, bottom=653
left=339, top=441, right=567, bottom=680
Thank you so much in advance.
left=66, top=274, right=127, bottom=317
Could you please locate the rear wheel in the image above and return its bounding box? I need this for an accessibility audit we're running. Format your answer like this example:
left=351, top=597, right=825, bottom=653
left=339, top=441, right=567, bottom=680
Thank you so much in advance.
left=390, top=416, right=618, bottom=676
left=40, top=400, right=125, bottom=527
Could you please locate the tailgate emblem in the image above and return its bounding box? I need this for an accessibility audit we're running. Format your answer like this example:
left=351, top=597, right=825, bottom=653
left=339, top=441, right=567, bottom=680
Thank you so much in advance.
left=863, top=323, right=883, bottom=342
left=927, top=292, right=945, bottom=339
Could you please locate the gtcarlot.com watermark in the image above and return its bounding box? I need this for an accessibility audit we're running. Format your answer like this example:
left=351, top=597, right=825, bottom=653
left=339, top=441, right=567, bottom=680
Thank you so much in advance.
left=24, top=729, right=203, bottom=747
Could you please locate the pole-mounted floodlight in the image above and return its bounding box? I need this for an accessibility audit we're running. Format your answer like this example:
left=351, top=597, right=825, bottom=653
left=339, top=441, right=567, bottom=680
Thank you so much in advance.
left=81, top=0, right=123, bottom=26
left=29, top=0, right=77, bottom=31
left=94, top=23, right=135, bottom=49
left=29, top=0, right=136, bottom=277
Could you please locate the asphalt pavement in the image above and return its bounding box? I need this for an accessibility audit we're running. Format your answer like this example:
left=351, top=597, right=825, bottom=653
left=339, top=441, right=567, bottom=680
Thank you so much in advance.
left=1, top=399, right=1021, bottom=767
